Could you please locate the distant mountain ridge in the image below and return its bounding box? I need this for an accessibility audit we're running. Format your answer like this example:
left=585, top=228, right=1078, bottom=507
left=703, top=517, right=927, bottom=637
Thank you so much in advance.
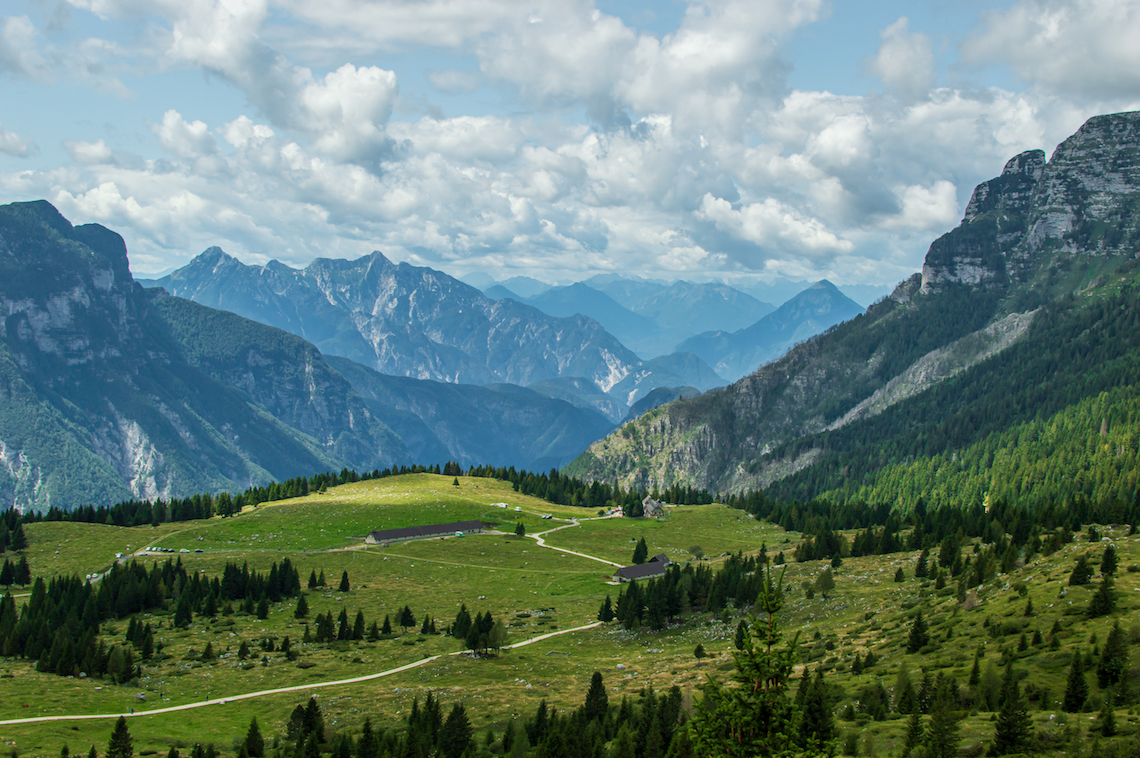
left=567, top=110, right=1140, bottom=500
left=677, top=280, right=865, bottom=380
left=147, top=250, right=722, bottom=406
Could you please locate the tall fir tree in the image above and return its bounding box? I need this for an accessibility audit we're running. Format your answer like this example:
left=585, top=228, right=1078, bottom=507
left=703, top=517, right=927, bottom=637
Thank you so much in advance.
left=107, top=717, right=132, bottom=758
left=906, top=610, right=930, bottom=654
left=991, top=663, right=1033, bottom=755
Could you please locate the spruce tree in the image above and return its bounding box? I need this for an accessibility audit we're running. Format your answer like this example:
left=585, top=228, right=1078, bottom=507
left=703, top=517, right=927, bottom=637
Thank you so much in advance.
left=514, top=522, right=525, bottom=537
left=106, top=716, right=132, bottom=758
left=353, top=610, right=366, bottom=640
left=399, top=605, right=416, bottom=631
left=631, top=537, right=648, bottom=565
left=688, top=565, right=804, bottom=757
left=11, top=522, right=27, bottom=551
left=381, top=615, right=392, bottom=636
left=914, top=550, right=929, bottom=579
left=734, top=620, right=747, bottom=651
left=1096, top=621, right=1130, bottom=696
left=1099, top=689, right=1117, bottom=736
left=1069, top=554, right=1093, bottom=585
left=256, top=595, right=269, bottom=620
left=582, top=671, right=608, bottom=722
left=906, top=610, right=929, bottom=654
left=294, top=595, right=309, bottom=619
left=968, top=650, right=981, bottom=687
left=799, top=668, right=835, bottom=751
left=1086, top=576, right=1116, bottom=618
left=597, top=595, right=615, bottom=622
left=900, top=710, right=922, bottom=758
left=244, top=717, right=264, bottom=758
left=1100, top=544, right=1118, bottom=575
left=338, top=571, right=350, bottom=592
left=1057, top=647, right=1085, bottom=711
left=991, top=664, right=1032, bottom=755
left=307, top=570, right=318, bottom=590
left=925, top=687, right=961, bottom=758
left=439, top=704, right=473, bottom=758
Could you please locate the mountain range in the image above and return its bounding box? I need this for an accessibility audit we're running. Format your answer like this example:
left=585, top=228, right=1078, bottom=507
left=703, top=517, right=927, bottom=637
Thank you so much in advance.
left=0, top=202, right=620, bottom=510
left=142, top=251, right=724, bottom=408
left=568, top=110, right=1140, bottom=506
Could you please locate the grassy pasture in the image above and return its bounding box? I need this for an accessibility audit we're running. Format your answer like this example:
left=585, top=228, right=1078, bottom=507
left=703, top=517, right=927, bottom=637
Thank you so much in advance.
left=5, top=476, right=1140, bottom=757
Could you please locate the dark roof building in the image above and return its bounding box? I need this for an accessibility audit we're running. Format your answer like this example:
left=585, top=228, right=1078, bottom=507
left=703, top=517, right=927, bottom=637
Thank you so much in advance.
left=365, top=520, right=484, bottom=545
left=614, top=553, right=673, bottom=582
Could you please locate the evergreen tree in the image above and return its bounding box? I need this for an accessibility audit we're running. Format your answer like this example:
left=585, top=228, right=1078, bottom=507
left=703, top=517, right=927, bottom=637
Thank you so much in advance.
left=1099, top=689, right=1117, bottom=736
left=992, top=663, right=1033, bottom=755
left=1086, top=576, right=1116, bottom=618
left=317, top=570, right=326, bottom=587
left=514, top=522, right=525, bottom=537
left=381, top=615, right=392, bottom=636
left=353, top=610, right=365, bottom=640
left=439, top=703, right=473, bottom=758
left=294, top=595, right=309, bottom=619
left=799, top=668, right=835, bottom=751
left=107, top=717, right=132, bottom=758
left=399, top=605, right=416, bottom=631
left=174, top=592, right=193, bottom=628
left=452, top=604, right=471, bottom=638
left=688, top=565, right=805, bottom=757
left=900, top=710, right=923, bottom=758
left=914, top=550, right=929, bottom=579
left=734, top=620, right=747, bottom=651
left=307, top=570, right=318, bottom=590
left=632, top=537, right=648, bottom=565
left=256, top=595, right=269, bottom=620
left=597, top=595, right=614, bottom=622
left=338, top=571, right=350, bottom=592
left=925, top=686, right=961, bottom=758
left=969, top=650, right=981, bottom=687
left=815, top=569, right=835, bottom=599
left=583, top=671, right=608, bottom=722
left=894, top=567, right=905, bottom=582
left=1069, top=554, right=1093, bottom=585
left=906, top=610, right=929, bottom=654
left=1062, top=650, right=1088, bottom=712
left=244, top=718, right=265, bottom=758
left=1100, top=544, right=1118, bottom=575
left=1096, top=621, right=1130, bottom=696
left=10, top=521, right=27, bottom=551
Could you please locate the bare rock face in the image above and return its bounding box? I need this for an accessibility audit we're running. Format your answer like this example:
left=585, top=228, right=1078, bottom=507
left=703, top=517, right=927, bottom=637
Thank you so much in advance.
left=922, top=111, right=1140, bottom=294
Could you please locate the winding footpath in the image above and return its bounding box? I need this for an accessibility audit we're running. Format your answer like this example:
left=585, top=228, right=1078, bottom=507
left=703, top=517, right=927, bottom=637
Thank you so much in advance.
left=0, top=621, right=603, bottom=726
left=527, top=521, right=624, bottom=568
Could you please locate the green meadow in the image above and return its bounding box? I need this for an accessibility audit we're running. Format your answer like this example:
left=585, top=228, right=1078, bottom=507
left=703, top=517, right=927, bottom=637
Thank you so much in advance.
left=4, top=474, right=1140, bottom=756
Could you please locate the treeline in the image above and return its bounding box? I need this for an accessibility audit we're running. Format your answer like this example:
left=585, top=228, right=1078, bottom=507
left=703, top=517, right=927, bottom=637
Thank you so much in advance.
left=465, top=464, right=715, bottom=511
left=0, top=557, right=300, bottom=680
left=604, top=552, right=768, bottom=631
left=303, top=601, right=505, bottom=656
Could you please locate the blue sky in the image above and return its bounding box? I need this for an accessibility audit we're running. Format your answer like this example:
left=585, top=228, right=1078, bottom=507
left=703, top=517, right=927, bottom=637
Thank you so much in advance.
left=2, top=0, right=1139, bottom=287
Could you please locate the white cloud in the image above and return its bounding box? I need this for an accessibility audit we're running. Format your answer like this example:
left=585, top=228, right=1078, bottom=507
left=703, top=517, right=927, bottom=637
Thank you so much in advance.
left=64, top=138, right=114, bottom=164
left=0, top=15, right=50, bottom=79
left=867, top=17, right=935, bottom=101
left=963, top=0, right=1140, bottom=101
left=696, top=193, right=854, bottom=257
left=0, top=124, right=34, bottom=157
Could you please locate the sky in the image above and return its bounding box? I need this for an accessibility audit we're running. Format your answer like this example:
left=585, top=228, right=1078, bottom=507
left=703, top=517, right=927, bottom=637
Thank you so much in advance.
left=2, top=1, right=1140, bottom=288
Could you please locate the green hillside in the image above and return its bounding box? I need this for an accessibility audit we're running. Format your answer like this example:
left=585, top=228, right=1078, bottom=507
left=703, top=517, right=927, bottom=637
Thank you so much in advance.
left=2, top=474, right=1138, bottom=757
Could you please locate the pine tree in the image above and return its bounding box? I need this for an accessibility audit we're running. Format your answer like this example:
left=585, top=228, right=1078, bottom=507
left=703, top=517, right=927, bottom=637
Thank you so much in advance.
left=906, top=610, right=929, bottom=654
left=294, top=595, right=309, bottom=619
left=1099, top=689, right=1117, bottom=736
left=925, top=686, right=961, bottom=758
left=307, top=570, right=318, bottom=589
left=894, top=567, right=905, bottom=582
left=992, top=664, right=1032, bottom=755
left=399, top=605, right=416, bottom=631
left=338, top=571, right=350, bottom=592
left=799, top=668, right=835, bottom=750
left=1100, top=543, right=1118, bottom=575
left=1096, top=621, right=1130, bottom=696
left=597, top=595, right=614, bottom=622
left=439, top=703, right=473, bottom=758
left=106, top=716, right=132, bottom=758
left=734, top=620, right=747, bottom=651
left=1086, top=576, right=1116, bottom=618
left=244, top=717, right=264, bottom=758
left=1062, top=649, right=1089, bottom=714
left=688, top=565, right=804, bottom=757
left=514, top=522, right=525, bottom=537
left=900, top=710, right=923, bottom=758
left=11, top=521, right=27, bottom=551
left=914, top=550, right=929, bottom=579
left=353, top=610, right=365, bottom=640
left=582, top=671, right=608, bottom=722
left=381, top=615, right=392, bottom=636
left=1069, top=554, right=1093, bottom=585
left=632, top=537, right=648, bottom=565
left=969, top=649, right=981, bottom=687
left=256, top=595, right=269, bottom=620
left=317, top=570, right=326, bottom=587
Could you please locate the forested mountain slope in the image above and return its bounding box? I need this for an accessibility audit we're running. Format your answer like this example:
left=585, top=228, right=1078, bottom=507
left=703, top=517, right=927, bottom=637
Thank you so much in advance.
left=0, top=201, right=404, bottom=511
left=567, top=111, right=1140, bottom=503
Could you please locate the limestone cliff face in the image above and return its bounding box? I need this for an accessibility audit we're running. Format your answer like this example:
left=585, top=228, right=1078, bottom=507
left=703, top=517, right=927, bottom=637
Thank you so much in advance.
left=569, top=111, right=1140, bottom=494
left=922, top=111, right=1140, bottom=293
